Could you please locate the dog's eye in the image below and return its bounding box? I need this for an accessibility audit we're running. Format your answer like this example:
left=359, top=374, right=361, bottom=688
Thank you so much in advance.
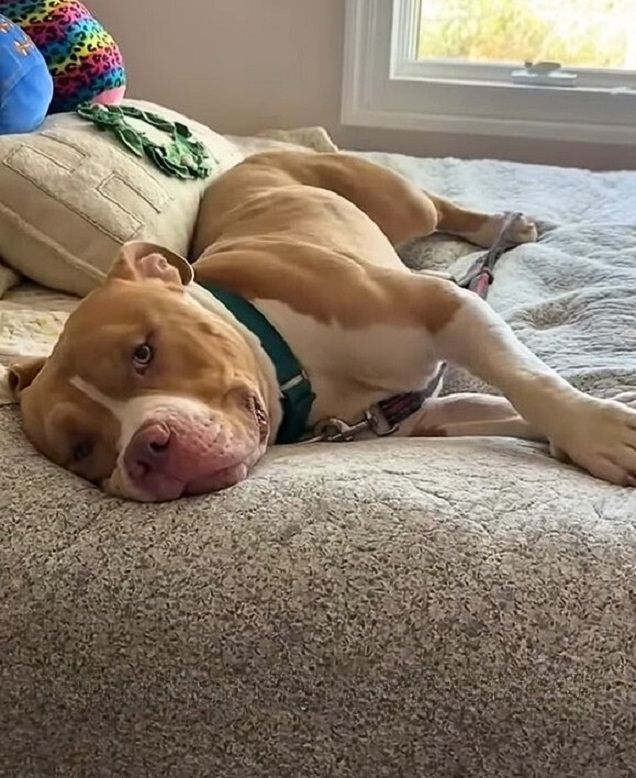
left=72, top=440, right=93, bottom=462
left=133, top=342, right=154, bottom=370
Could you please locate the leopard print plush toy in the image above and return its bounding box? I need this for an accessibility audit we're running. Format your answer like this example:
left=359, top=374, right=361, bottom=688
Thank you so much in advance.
left=0, top=0, right=125, bottom=113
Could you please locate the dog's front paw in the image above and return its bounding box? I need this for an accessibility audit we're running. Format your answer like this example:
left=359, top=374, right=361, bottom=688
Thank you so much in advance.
left=550, top=397, right=636, bottom=486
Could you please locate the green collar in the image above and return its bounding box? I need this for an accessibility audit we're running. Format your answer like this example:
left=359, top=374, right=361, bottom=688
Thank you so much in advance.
left=199, top=283, right=315, bottom=445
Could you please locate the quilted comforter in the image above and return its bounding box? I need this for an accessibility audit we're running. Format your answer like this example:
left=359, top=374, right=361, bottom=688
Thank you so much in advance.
left=2, top=138, right=636, bottom=777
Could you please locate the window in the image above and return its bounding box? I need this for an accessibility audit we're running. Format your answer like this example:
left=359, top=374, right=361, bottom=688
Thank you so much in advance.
left=417, top=0, right=635, bottom=71
left=342, top=0, right=636, bottom=144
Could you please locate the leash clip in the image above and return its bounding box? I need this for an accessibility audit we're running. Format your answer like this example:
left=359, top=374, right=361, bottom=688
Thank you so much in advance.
left=306, top=416, right=370, bottom=443
left=365, top=405, right=400, bottom=437
left=304, top=405, right=399, bottom=444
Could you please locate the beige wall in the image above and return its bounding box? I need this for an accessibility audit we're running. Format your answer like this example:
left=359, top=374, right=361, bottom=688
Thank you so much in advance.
left=89, top=0, right=634, bottom=170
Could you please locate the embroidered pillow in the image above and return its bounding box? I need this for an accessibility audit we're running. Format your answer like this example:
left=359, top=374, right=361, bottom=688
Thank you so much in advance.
left=0, top=100, right=243, bottom=297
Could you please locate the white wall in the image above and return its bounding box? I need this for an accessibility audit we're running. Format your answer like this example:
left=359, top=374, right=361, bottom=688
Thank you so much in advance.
left=88, top=0, right=635, bottom=170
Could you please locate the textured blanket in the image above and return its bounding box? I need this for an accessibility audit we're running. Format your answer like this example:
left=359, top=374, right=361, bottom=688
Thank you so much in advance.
left=389, top=153, right=636, bottom=400
left=2, top=143, right=636, bottom=778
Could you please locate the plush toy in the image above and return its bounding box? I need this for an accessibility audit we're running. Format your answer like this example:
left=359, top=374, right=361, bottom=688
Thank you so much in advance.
left=0, top=13, right=53, bottom=134
left=0, top=0, right=125, bottom=114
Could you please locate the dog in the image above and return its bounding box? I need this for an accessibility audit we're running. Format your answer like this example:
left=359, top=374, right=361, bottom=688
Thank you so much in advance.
left=9, top=150, right=636, bottom=501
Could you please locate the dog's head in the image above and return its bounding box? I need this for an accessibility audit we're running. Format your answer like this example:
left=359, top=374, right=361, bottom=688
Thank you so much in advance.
left=9, top=243, right=272, bottom=501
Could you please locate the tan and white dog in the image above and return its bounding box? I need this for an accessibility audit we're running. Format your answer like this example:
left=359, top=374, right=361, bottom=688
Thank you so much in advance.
left=9, top=151, right=636, bottom=501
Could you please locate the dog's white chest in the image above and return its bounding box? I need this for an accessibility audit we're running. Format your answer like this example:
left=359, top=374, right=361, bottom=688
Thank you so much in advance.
left=254, top=299, right=440, bottom=422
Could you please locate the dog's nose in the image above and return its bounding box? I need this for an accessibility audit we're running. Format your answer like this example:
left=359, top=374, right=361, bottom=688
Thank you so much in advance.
left=124, top=422, right=172, bottom=479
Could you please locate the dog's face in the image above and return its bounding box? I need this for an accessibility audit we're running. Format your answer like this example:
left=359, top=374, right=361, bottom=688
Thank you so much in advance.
left=9, top=243, right=271, bottom=501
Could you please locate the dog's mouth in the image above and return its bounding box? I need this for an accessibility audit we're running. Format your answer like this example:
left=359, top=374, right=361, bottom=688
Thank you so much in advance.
left=115, top=399, right=269, bottom=501
left=183, top=462, right=250, bottom=495
left=122, top=457, right=253, bottom=502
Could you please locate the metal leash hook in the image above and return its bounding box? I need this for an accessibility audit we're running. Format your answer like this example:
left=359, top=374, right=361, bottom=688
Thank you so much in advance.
left=303, top=404, right=402, bottom=444
left=304, top=416, right=370, bottom=443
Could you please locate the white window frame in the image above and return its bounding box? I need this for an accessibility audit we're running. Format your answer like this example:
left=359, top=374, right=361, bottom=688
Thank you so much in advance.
left=341, top=0, right=636, bottom=145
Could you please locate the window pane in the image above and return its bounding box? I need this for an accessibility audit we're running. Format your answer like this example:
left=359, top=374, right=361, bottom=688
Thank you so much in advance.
left=417, top=0, right=636, bottom=69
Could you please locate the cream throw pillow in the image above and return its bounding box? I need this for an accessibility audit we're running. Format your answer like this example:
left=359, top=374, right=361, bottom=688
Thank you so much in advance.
left=0, top=100, right=243, bottom=297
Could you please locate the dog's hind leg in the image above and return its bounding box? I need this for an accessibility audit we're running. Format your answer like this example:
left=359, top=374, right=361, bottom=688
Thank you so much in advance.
left=240, top=151, right=537, bottom=249
left=404, top=393, right=546, bottom=441
left=430, top=194, right=537, bottom=247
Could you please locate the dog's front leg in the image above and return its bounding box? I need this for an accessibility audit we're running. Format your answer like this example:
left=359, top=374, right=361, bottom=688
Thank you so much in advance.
left=421, top=282, right=636, bottom=485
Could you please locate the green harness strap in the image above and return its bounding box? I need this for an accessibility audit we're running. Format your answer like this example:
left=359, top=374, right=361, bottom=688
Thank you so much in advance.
left=201, top=284, right=316, bottom=445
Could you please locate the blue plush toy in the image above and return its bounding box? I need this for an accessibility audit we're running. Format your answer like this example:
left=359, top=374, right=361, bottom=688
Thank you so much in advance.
left=0, top=13, right=53, bottom=134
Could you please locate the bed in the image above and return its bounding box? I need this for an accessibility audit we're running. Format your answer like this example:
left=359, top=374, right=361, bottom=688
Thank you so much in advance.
left=2, top=133, right=636, bottom=777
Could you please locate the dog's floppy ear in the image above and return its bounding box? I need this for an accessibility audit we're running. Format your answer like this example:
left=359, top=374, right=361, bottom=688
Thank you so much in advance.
left=108, top=241, right=194, bottom=287
left=8, top=356, right=47, bottom=398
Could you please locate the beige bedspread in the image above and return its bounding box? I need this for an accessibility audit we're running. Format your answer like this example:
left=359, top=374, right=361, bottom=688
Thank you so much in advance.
left=2, top=131, right=636, bottom=778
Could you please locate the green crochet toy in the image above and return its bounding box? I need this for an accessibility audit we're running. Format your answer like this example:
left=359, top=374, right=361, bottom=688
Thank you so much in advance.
left=77, top=103, right=214, bottom=181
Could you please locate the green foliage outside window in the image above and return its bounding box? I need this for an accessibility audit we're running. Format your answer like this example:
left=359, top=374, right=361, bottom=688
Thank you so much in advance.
left=417, top=0, right=633, bottom=69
